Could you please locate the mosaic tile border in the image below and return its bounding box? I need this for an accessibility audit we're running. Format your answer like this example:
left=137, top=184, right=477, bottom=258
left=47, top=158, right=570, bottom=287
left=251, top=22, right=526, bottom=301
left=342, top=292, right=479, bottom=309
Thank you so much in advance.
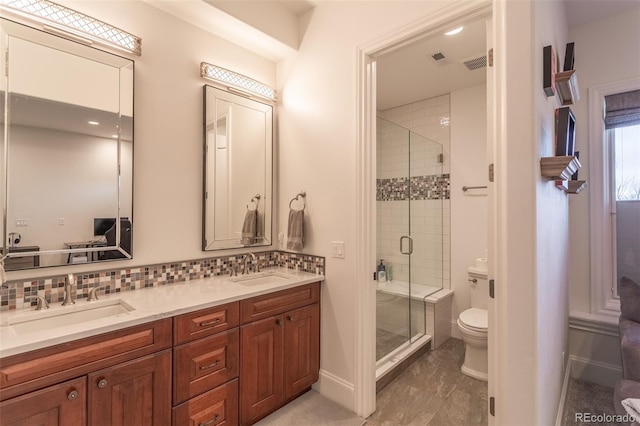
left=0, top=250, right=325, bottom=312
left=377, top=174, right=450, bottom=201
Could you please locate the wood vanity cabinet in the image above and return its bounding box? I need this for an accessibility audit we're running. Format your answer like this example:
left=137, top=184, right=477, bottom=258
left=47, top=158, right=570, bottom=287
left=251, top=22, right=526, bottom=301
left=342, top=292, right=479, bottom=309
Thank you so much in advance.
left=172, top=302, right=240, bottom=426
left=239, top=282, right=320, bottom=425
left=0, top=319, right=172, bottom=426
left=0, top=377, right=86, bottom=425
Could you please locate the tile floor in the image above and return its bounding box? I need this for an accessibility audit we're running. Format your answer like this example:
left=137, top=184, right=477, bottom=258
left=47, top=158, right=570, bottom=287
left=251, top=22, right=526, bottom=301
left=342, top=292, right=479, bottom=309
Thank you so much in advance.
left=367, top=338, right=488, bottom=425
left=377, top=328, right=409, bottom=361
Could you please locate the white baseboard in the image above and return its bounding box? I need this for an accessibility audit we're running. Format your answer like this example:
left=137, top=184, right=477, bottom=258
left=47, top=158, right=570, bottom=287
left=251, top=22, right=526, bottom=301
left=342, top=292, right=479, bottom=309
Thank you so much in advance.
left=555, top=356, right=573, bottom=426
left=312, top=369, right=355, bottom=412
left=569, top=354, right=622, bottom=388
left=451, top=318, right=461, bottom=340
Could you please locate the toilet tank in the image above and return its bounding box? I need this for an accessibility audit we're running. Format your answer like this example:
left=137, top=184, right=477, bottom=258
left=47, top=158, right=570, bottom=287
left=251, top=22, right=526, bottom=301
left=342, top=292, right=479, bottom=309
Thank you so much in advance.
left=467, top=266, right=489, bottom=310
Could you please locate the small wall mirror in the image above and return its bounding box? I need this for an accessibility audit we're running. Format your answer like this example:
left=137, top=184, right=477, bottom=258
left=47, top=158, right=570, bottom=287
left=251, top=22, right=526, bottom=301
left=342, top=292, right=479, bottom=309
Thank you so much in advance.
left=0, top=19, right=134, bottom=270
left=203, top=85, right=273, bottom=250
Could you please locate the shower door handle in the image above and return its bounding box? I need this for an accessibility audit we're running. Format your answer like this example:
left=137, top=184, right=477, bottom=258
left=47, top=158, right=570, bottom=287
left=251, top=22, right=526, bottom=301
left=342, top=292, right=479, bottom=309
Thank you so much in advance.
left=400, top=236, right=413, bottom=255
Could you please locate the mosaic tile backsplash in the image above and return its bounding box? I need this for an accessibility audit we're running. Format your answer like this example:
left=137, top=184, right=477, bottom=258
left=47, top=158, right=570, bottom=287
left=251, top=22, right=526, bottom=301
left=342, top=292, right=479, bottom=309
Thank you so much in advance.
left=1, top=250, right=325, bottom=312
left=377, top=174, right=450, bottom=201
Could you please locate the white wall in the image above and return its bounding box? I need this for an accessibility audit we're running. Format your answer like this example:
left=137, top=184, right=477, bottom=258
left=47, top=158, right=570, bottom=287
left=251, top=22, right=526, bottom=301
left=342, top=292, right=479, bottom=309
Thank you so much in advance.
left=276, top=0, right=462, bottom=410
left=7, top=0, right=276, bottom=281
left=566, top=5, right=640, bottom=386
left=568, top=6, right=640, bottom=313
left=450, top=84, right=488, bottom=336
left=493, top=0, right=570, bottom=423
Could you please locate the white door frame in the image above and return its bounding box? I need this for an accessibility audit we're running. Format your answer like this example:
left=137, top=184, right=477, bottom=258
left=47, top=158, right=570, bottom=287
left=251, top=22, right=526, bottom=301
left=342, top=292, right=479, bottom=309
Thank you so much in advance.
left=354, top=0, right=494, bottom=419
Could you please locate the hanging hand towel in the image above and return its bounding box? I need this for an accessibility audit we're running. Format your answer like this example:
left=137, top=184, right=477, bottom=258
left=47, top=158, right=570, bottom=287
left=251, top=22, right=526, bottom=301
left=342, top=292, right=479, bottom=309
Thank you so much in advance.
left=286, top=209, right=304, bottom=251
left=241, top=209, right=257, bottom=246
left=622, top=398, right=640, bottom=421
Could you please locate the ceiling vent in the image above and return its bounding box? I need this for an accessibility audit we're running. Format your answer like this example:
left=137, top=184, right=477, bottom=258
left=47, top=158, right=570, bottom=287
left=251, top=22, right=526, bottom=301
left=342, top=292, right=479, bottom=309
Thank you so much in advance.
left=430, top=52, right=446, bottom=61
left=462, top=54, right=487, bottom=71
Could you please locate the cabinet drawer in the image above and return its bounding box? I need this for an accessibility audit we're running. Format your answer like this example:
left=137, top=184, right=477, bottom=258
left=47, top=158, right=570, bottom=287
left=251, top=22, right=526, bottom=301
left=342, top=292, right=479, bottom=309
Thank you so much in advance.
left=240, top=282, right=320, bottom=324
left=172, top=379, right=238, bottom=426
left=174, top=302, right=239, bottom=345
left=0, top=318, right=172, bottom=401
left=173, top=328, right=239, bottom=405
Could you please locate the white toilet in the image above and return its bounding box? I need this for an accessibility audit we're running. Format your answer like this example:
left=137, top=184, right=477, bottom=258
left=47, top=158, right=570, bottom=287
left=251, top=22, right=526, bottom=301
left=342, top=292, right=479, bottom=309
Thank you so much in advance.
left=457, top=263, right=488, bottom=381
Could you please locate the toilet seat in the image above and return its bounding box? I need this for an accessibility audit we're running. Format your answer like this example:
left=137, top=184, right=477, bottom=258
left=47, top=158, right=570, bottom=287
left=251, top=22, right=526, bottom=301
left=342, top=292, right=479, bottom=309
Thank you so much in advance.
left=459, top=308, right=488, bottom=332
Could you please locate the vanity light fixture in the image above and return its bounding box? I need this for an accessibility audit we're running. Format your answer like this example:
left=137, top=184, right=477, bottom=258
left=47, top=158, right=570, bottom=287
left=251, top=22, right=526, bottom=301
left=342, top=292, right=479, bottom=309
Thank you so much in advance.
left=445, top=26, right=464, bottom=36
left=88, top=121, right=99, bottom=125
left=200, top=62, right=276, bottom=101
left=0, top=0, right=142, bottom=55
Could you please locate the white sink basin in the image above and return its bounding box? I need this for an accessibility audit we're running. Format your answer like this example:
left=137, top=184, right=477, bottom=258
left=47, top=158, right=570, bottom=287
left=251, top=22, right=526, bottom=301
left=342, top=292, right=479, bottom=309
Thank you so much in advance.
left=229, top=271, right=295, bottom=286
left=8, top=299, right=135, bottom=334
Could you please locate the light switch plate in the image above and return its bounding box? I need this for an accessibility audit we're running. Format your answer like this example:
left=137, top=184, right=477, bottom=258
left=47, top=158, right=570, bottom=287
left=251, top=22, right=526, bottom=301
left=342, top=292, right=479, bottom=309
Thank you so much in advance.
left=331, top=241, right=345, bottom=259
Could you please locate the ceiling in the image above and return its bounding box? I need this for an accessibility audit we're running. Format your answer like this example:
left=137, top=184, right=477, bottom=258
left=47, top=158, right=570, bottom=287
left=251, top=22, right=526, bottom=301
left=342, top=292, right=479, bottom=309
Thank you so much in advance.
left=375, top=0, right=640, bottom=111
left=375, top=17, right=488, bottom=111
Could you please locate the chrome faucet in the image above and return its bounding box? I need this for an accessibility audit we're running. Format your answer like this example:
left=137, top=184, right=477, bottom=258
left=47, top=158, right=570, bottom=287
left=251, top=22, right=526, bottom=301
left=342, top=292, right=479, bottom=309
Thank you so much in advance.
left=241, top=253, right=256, bottom=275
left=61, top=273, right=76, bottom=306
left=26, top=295, right=49, bottom=310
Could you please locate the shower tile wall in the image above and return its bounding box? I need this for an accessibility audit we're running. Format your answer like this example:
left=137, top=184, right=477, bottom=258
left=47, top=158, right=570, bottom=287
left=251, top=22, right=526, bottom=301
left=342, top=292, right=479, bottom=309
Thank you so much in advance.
left=377, top=95, right=451, bottom=289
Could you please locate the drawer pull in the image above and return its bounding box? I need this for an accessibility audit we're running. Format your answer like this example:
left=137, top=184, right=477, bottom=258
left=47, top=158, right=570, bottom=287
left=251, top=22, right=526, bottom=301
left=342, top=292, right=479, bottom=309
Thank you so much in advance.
left=199, top=360, right=220, bottom=370
left=275, top=318, right=281, bottom=326
left=67, top=389, right=79, bottom=401
left=287, top=315, right=293, bottom=321
left=199, top=318, right=221, bottom=327
left=97, top=378, right=108, bottom=389
left=199, top=414, right=220, bottom=426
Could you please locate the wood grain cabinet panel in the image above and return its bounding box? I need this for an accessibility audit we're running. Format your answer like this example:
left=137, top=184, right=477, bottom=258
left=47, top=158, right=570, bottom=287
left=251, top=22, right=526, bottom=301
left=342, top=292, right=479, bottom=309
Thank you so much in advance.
left=0, top=318, right=172, bottom=401
left=173, top=328, right=239, bottom=405
left=174, top=302, right=239, bottom=345
left=88, top=350, right=171, bottom=426
left=0, top=377, right=86, bottom=426
left=240, top=283, right=319, bottom=324
left=284, top=304, right=320, bottom=400
left=240, top=315, right=284, bottom=425
left=172, top=379, right=239, bottom=426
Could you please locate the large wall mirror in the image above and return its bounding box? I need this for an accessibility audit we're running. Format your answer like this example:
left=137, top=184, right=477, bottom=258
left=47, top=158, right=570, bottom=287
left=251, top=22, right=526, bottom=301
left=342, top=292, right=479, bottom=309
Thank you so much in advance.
left=0, top=19, right=134, bottom=270
left=203, top=85, right=273, bottom=250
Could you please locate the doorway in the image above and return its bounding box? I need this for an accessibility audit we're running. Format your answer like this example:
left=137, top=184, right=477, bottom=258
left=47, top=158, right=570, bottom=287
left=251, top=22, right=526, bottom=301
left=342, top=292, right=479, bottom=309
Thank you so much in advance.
left=354, top=1, right=493, bottom=419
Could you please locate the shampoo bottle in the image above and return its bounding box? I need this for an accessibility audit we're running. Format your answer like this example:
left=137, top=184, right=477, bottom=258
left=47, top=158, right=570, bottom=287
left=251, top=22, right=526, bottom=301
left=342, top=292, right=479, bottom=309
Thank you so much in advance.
left=378, top=259, right=387, bottom=282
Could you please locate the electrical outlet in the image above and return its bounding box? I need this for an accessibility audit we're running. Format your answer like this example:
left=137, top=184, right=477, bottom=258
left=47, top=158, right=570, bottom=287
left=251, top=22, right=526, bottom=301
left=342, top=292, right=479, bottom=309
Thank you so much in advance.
left=15, top=219, right=28, bottom=227
left=58, top=218, right=65, bottom=225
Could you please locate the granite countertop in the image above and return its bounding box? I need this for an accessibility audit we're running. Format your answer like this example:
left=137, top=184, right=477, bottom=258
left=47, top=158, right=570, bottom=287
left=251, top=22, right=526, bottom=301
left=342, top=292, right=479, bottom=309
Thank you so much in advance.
left=0, top=268, right=324, bottom=358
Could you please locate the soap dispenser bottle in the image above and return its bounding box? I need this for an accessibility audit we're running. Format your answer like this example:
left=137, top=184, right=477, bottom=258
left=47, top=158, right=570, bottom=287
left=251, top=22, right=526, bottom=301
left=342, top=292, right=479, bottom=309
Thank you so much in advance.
left=378, top=259, right=387, bottom=282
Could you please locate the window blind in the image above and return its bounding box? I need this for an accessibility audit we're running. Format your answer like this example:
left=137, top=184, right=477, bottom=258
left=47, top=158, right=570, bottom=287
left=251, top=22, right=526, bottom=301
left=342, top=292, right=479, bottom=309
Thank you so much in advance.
left=605, top=89, right=640, bottom=129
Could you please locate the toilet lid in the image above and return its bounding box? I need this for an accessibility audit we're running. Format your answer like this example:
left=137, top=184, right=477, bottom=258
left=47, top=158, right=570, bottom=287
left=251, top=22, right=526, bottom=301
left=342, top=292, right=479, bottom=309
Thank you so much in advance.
left=459, top=308, right=488, bottom=331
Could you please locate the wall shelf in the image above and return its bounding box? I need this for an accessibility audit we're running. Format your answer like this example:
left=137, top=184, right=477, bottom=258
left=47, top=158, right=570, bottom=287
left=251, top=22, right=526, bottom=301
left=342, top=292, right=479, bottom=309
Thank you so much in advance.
left=566, top=180, right=588, bottom=194
left=540, top=155, right=581, bottom=180
left=555, top=70, right=580, bottom=105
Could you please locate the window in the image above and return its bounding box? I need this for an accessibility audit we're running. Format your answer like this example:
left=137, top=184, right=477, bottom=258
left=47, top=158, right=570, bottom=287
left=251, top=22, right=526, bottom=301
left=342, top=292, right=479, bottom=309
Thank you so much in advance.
left=610, top=124, right=640, bottom=295
left=589, top=80, right=640, bottom=319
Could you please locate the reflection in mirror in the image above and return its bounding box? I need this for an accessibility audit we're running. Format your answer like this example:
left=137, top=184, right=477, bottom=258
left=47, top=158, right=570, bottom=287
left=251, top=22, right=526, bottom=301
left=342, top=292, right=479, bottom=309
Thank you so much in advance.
left=0, top=19, right=134, bottom=270
left=203, top=85, right=273, bottom=250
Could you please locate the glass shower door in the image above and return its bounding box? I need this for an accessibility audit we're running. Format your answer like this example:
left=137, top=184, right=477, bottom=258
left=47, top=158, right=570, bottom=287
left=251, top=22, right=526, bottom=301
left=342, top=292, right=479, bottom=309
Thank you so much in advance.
left=376, top=117, right=444, bottom=362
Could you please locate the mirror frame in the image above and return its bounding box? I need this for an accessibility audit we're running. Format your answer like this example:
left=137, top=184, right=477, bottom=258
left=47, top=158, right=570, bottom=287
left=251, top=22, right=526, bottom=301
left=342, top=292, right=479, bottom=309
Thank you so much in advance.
left=0, top=18, right=134, bottom=268
left=202, top=84, right=274, bottom=251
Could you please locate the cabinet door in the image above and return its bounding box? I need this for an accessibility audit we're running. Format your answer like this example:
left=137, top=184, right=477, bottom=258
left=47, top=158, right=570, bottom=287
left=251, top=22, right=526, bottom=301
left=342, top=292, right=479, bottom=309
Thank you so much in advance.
left=88, top=350, right=171, bottom=426
left=0, top=377, right=86, bottom=426
left=172, top=379, right=238, bottom=426
left=240, top=315, right=283, bottom=425
left=283, top=304, right=320, bottom=400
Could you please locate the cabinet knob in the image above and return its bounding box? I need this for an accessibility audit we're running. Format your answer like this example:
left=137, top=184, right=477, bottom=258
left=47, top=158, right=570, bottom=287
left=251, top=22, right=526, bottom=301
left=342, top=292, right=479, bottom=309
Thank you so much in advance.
left=67, top=389, right=79, bottom=401
left=287, top=315, right=293, bottom=322
left=275, top=319, right=281, bottom=326
left=97, top=378, right=108, bottom=389
left=199, top=414, right=220, bottom=426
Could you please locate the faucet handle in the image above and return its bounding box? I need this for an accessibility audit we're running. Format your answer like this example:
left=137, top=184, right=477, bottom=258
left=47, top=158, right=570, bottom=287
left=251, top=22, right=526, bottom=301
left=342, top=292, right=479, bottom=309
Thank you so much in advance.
left=26, top=295, right=50, bottom=310
left=229, top=264, right=237, bottom=277
left=67, top=273, right=75, bottom=286
left=87, top=285, right=107, bottom=302
left=256, top=260, right=264, bottom=273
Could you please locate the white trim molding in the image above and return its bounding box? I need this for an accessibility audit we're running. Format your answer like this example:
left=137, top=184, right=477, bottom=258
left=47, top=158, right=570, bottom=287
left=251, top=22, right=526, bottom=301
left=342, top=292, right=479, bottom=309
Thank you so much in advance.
left=313, top=369, right=356, bottom=412
left=588, top=77, right=640, bottom=319
left=569, top=355, right=622, bottom=389
left=569, top=311, right=619, bottom=337
left=354, top=0, right=492, bottom=419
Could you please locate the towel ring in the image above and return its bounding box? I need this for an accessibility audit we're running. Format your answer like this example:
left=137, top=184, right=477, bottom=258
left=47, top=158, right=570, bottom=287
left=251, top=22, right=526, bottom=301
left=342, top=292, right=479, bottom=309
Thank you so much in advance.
left=289, top=191, right=306, bottom=211
left=247, top=194, right=261, bottom=211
